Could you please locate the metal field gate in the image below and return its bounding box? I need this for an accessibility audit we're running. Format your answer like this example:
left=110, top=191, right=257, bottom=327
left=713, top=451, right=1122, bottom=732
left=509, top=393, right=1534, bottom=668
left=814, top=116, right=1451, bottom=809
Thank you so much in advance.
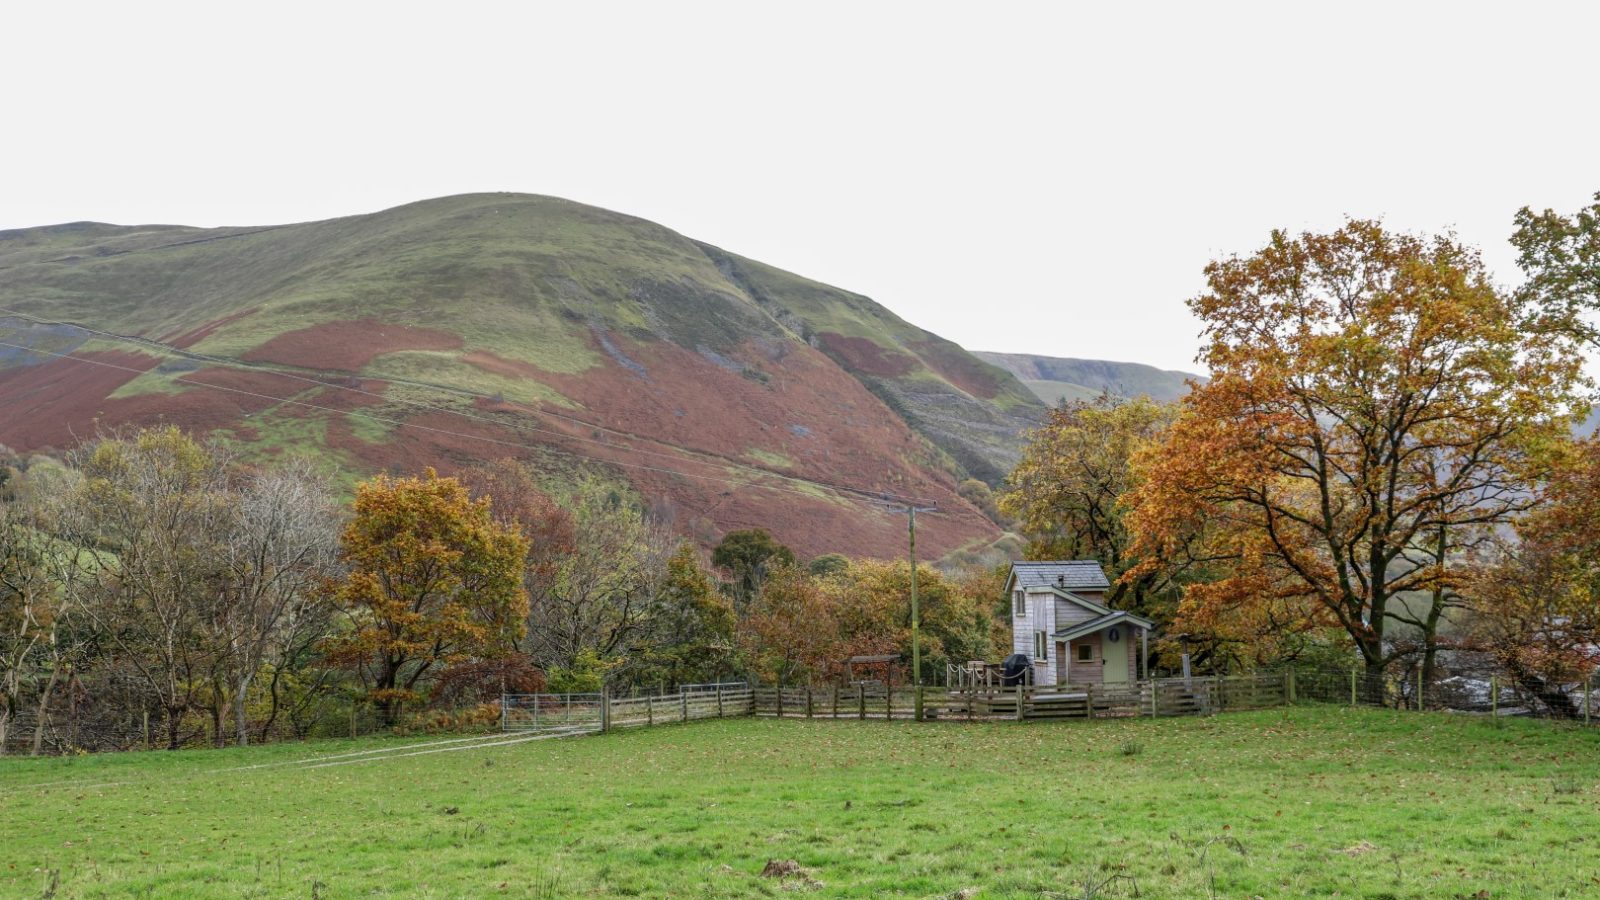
left=500, top=693, right=605, bottom=735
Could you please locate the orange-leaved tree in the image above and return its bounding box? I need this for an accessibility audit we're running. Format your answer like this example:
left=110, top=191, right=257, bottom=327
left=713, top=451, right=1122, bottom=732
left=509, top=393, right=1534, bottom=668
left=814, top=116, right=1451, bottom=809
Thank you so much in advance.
left=327, top=469, right=528, bottom=724
left=1468, top=438, right=1600, bottom=713
left=1124, top=221, right=1590, bottom=678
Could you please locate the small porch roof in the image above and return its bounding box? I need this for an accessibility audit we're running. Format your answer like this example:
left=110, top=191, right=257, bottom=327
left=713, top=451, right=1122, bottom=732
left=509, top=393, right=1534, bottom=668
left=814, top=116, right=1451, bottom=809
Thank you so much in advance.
left=1050, top=610, right=1153, bottom=642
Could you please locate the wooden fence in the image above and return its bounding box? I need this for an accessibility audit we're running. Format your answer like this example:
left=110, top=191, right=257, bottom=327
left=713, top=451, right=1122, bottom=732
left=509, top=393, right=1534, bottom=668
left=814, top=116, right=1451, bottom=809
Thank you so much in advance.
left=502, top=686, right=756, bottom=735
left=748, top=673, right=1291, bottom=723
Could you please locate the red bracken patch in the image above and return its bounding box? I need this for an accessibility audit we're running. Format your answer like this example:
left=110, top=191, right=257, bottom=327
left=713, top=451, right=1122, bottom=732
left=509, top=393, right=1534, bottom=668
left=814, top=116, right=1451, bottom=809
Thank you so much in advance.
left=815, top=333, right=917, bottom=378
left=241, top=319, right=462, bottom=371
left=912, top=340, right=1005, bottom=399
left=0, top=332, right=1004, bottom=559
left=0, top=351, right=161, bottom=448
left=454, top=333, right=1000, bottom=558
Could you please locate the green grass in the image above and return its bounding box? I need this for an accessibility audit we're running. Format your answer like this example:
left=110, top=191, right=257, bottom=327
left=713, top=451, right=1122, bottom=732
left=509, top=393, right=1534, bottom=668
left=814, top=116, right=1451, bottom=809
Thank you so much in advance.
left=4, top=707, right=1598, bottom=898
left=365, top=350, right=577, bottom=407
left=1021, top=378, right=1104, bottom=407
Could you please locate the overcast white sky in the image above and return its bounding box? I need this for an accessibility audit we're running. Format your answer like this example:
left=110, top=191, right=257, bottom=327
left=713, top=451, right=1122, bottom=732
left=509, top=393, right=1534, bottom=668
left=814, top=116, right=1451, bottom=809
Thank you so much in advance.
left=3, top=2, right=1597, bottom=374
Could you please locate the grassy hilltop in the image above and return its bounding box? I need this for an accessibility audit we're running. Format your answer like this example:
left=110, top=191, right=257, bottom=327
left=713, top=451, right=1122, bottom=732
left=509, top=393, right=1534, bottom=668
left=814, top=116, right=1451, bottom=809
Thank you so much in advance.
left=0, top=194, right=1044, bottom=558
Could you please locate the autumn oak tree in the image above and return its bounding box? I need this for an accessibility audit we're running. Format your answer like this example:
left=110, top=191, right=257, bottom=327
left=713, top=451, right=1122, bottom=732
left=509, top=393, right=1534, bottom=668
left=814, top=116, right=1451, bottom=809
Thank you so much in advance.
left=327, top=470, right=528, bottom=724
left=1125, top=221, right=1590, bottom=678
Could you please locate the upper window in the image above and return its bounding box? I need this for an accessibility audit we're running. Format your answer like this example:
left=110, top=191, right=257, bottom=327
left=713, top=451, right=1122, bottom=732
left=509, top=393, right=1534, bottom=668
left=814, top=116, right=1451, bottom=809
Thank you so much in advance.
left=1013, top=590, right=1026, bottom=617
left=1077, top=643, right=1093, bottom=662
left=1034, top=630, right=1048, bottom=659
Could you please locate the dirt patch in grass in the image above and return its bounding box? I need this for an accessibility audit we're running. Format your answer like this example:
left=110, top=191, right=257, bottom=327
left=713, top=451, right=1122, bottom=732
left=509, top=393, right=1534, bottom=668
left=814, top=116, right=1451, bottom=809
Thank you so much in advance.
left=242, top=319, right=462, bottom=371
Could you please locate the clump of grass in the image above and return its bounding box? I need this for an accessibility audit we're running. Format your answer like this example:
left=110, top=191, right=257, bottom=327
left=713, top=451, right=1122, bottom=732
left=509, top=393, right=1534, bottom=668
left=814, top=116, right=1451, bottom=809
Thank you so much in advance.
left=1550, top=777, right=1583, bottom=797
left=1119, top=740, right=1144, bottom=757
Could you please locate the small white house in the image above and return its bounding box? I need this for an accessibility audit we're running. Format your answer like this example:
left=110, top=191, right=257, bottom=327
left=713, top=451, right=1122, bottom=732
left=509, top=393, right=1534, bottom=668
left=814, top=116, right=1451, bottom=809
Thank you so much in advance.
left=1007, top=560, right=1152, bottom=688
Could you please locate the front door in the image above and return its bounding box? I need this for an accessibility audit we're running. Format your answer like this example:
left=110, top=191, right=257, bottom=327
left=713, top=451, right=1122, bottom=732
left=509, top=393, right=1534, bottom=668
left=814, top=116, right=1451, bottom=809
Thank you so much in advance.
left=1055, top=642, right=1066, bottom=685
left=1102, top=627, right=1129, bottom=684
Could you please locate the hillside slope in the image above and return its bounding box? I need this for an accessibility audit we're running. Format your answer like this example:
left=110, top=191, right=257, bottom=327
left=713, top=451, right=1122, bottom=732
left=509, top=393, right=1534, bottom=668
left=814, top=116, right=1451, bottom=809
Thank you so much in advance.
left=0, top=194, right=1044, bottom=558
left=974, top=351, right=1202, bottom=405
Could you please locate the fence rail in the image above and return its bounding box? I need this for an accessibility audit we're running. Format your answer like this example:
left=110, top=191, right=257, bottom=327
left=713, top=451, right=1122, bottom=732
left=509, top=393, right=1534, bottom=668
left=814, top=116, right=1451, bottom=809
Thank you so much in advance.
left=742, top=673, right=1293, bottom=723
left=501, top=686, right=756, bottom=735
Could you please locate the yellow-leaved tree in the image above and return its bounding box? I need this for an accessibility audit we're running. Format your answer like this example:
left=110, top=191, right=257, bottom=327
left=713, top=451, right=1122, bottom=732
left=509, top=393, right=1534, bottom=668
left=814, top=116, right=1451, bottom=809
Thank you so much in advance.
left=327, top=469, right=528, bottom=724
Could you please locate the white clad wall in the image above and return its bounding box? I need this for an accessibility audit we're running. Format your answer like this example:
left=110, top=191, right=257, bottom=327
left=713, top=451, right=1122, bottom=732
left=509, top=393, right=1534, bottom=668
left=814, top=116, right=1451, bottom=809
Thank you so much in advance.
left=1010, top=589, right=1058, bottom=685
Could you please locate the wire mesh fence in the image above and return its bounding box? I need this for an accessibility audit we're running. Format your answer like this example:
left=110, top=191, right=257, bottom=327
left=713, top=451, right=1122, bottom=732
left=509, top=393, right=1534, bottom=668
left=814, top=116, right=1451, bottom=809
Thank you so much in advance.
left=1295, top=665, right=1600, bottom=724
left=500, top=693, right=605, bottom=734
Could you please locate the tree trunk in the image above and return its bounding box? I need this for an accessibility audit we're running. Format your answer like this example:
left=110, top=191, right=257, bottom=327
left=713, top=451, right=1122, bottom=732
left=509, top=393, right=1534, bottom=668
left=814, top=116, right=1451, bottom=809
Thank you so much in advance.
left=30, top=666, right=59, bottom=757
left=165, top=705, right=183, bottom=751
left=234, top=672, right=254, bottom=748
left=258, top=667, right=283, bottom=743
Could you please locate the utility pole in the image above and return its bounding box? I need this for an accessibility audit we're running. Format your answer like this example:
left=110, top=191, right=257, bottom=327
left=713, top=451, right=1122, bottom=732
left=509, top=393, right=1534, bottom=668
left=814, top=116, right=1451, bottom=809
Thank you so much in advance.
left=884, top=498, right=937, bottom=721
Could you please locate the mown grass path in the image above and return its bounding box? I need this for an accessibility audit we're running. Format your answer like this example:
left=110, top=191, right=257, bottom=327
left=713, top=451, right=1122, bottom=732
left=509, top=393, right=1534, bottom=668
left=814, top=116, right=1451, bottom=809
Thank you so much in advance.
left=3, top=707, right=1598, bottom=897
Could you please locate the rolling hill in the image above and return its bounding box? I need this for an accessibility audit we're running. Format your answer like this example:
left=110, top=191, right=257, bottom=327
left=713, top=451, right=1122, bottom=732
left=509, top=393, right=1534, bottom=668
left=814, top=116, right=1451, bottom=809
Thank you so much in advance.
left=974, top=351, right=1202, bottom=405
left=0, top=194, right=1045, bottom=559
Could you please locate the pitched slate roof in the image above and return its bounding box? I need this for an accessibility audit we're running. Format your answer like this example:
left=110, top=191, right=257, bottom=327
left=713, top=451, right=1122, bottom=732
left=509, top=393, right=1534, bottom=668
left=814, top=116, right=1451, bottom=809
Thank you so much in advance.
left=1009, top=560, right=1111, bottom=591
left=1051, top=610, right=1153, bottom=642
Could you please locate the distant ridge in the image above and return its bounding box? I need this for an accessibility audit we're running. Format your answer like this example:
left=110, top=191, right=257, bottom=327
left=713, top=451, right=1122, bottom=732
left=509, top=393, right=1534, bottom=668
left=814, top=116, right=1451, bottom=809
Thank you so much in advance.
left=974, top=352, right=1203, bottom=405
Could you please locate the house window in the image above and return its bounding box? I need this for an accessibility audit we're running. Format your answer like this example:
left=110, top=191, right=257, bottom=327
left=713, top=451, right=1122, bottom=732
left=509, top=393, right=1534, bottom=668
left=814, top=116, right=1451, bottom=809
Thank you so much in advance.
left=1013, top=590, right=1025, bottom=617
left=1034, top=631, right=1047, bottom=659
left=1077, top=643, right=1093, bottom=662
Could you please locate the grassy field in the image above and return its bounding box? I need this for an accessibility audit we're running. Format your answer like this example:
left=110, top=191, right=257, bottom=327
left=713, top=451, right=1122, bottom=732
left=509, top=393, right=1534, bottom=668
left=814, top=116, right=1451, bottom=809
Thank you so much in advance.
left=3, top=707, right=1598, bottom=898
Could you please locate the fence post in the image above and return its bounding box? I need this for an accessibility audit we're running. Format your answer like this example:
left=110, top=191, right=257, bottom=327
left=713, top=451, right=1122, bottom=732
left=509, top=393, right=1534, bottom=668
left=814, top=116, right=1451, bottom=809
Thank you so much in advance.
left=647, top=694, right=654, bottom=727
left=1350, top=669, right=1357, bottom=707
left=1086, top=684, right=1094, bottom=720
left=887, top=686, right=893, bottom=721
left=142, top=711, right=150, bottom=750
left=1288, top=668, right=1296, bottom=705
left=832, top=686, right=839, bottom=719
left=1490, top=676, right=1497, bottom=719
left=858, top=684, right=865, bottom=720
left=715, top=686, right=723, bottom=719
left=500, top=694, right=508, bottom=732
left=601, top=688, right=611, bottom=732
left=350, top=701, right=358, bottom=740
left=1150, top=679, right=1158, bottom=718
left=1416, top=668, right=1424, bottom=712
left=1015, top=685, right=1025, bottom=722
left=533, top=694, right=540, bottom=729
left=778, top=685, right=785, bottom=719
left=1586, top=674, right=1591, bottom=726
left=806, top=687, right=813, bottom=719
left=681, top=691, right=688, bottom=723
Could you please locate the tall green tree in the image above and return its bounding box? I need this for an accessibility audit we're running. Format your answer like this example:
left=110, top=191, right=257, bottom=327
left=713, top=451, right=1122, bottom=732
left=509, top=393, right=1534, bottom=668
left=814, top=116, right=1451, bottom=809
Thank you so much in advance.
left=1512, top=190, right=1600, bottom=344
left=712, top=528, right=795, bottom=609
left=632, top=544, right=736, bottom=688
